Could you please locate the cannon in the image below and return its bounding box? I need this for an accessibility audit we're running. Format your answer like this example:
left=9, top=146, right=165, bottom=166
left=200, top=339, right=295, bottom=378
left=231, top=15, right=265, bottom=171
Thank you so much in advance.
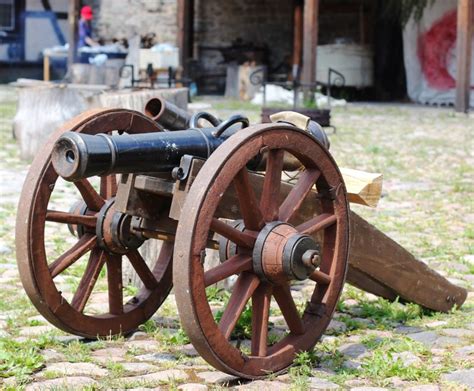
left=16, top=99, right=467, bottom=379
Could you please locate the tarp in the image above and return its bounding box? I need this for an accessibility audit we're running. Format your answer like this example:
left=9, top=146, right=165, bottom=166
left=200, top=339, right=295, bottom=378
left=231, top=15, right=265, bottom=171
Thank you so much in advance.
left=403, top=0, right=473, bottom=106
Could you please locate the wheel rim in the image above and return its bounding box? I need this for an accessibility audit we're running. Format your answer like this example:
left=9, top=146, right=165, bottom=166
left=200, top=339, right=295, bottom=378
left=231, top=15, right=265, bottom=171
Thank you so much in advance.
left=174, top=123, right=349, bottom=378
left=16, top=109, right=173, bottom=338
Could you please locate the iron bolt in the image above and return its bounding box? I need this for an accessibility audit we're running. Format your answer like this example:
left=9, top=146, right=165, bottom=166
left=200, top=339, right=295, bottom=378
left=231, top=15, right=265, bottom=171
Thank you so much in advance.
left=302, top=249, right=321, bottom=269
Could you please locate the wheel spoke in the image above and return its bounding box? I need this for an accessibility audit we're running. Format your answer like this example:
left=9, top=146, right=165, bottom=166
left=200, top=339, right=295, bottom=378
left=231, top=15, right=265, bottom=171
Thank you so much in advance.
left=126, top=250, right=159, bottom=290
left=273, top=285, right=305, bottom=335
left=251, top=283, right=272, bottom=356
left=296, top=213, right=337, bottom=235
left=49, top=234, right=96, bottom=278
left=204, top=254, right=253, bottom=287
left=100, top=175, right=117, bottom=199
left=309, top=270, right=332, bottom=285
left=46, top=210, right=97, bottom=228
left=70, top=248, right=106, bottom=312
left=260, top=149, right=284, bottom=222
left=106, top=255, right=124, bottom=315
left=74, top=179, right=105, bottom=211
left=233, top=168, right=264, bottom=231
left=219, top=272, right=260, bottom=339
left=153, top=241, right=174, bottom=280
left=278, top=168, right=320, bottom=222
left=211, top=218, right=256, bottom=248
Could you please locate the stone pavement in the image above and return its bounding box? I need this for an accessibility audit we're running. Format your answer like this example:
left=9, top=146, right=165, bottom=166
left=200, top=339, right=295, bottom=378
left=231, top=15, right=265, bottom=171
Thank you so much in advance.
left=0, top=88, right=473, bottom=390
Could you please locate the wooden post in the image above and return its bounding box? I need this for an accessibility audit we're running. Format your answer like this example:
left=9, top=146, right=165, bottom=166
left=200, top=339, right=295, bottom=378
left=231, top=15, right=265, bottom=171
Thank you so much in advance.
left=43, top=54, right=50, bottom=81
left=301, top=0, right=319, bottom=98
left=455, top=0, right=473, bottom=113
left=67, top=0, right=80, bottom=73
left=292, top=0, right=304, bottom=81
left=177, top=0, right=194, bottom=77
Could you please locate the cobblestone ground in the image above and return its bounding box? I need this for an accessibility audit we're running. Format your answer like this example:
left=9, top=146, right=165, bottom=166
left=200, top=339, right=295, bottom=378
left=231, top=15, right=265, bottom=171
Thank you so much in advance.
left=0, top=87, right=473, bottom=390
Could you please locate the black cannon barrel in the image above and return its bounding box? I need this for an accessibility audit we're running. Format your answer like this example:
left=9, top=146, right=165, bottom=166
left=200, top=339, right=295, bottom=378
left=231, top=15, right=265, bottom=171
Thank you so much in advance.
left=144, top=97, right=192, bottom=130
left=52, top=120, right=331, bottom=182
left=52, top=128, right=226, bottom=181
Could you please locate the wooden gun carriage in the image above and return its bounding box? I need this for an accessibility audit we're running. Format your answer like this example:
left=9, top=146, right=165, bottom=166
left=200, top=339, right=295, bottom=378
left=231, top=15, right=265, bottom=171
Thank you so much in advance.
left=15, top=99, right=467, bottom=379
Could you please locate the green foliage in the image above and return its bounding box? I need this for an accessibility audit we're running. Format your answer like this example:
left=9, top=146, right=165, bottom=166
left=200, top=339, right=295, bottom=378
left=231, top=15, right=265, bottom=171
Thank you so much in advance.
left=361, top=351, right=439, bottom=383
left=139, top=319, right=159, bottom=334
left=359, top=337, right=440, bottom=384
left=359, top=297, right=424, bottom=324
left=292, top=350, right=318, bottom=376
left=338, top=315, right=369, bottom=331
left=123, top=284, right=139, bottom=297
left=106, top=361, right=125, bottom=377
left=288, top=350, right=319, bottom=390
left=162, top=328, right=190, bottom=346
left=60, top=340, right=93, bottom=363
left=215, top=304, right=253, bottom=340
left=206, top=285, right=230, bottom=303
left=0, top=338, right=44, bottom=378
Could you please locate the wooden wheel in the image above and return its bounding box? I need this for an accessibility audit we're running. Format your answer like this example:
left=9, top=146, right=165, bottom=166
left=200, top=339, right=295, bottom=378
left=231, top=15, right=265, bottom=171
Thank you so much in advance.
left=16, top=109, right=173, bottom=338
left=174, top=123, right=349, bottom=378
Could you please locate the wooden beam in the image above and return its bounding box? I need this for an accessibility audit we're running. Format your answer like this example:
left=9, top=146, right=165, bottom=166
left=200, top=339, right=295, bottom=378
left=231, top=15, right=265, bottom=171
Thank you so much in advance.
left=455, top=0, right=473, bottom=113
left=177, top=0, right=194, bottom=77
left=67, top=0, right=80, bottom=73
left=301, top=0, right=319, bottom=94
left=340, top=168, right=383, bottom=208
left=349, top=212, right=467, bottom=312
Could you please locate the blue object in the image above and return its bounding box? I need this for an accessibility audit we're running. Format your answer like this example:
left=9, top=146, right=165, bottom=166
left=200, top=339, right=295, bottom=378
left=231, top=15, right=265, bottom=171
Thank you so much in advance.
left=78, top=19, right=92, bottom=49
left=16, top=10, right=66, bottom=61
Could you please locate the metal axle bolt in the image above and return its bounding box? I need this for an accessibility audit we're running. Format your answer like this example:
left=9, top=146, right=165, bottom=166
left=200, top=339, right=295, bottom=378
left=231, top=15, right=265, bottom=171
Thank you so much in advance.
left=302, top=249, right=321, bottom=268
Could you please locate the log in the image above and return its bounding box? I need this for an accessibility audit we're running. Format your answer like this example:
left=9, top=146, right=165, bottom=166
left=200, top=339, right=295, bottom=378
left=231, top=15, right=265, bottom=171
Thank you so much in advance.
left=348, top=211, right=467, bottom=312
left=340, top=168, right=382, bottom=207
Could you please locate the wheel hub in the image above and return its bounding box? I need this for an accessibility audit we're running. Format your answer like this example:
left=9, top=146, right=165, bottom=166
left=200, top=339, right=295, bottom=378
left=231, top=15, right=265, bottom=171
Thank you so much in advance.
left=252, top=222, right=321, bottom=283
left=67, top=200, right=89, bottom=237
left=96, top=199, right=144, bottom=254
left=218, top=220, right=245, bottom=263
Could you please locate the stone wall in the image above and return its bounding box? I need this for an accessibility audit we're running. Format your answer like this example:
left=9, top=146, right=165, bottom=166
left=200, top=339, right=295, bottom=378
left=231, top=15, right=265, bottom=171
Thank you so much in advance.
left=90, top=0, right=293, bottom=67
left=91, top=0, right=178, bottom=44
left=89, top=0, right=294, bottom=93
left=194, top=0, right=294, bottom=71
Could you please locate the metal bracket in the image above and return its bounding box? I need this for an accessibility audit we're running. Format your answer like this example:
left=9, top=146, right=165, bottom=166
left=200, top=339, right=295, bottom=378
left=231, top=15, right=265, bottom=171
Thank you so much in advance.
left=304, top=301, right=326, bottom=317
left=317, top=183, right=343, bottom=201
left=172, top=154, right=206, bottom=181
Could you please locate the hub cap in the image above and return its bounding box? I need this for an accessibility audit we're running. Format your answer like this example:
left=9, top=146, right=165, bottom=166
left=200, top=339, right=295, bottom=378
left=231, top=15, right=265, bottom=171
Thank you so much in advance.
left=253, top=221, right=320, bottom=283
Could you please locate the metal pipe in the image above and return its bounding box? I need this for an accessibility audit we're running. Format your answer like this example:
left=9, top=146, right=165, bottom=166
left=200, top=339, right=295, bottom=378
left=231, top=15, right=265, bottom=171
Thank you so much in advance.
left=144, top=97, right=192, bottom=130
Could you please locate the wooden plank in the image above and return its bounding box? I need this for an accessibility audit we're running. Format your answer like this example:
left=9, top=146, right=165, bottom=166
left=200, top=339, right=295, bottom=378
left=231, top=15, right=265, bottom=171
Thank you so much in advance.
left=348, top=211, right=467, bottom=312
left=455, top=0, right=473, bottom=113
left=302, top=0, right=319, bottom=95
left=340, top=168, right=383, bottom=207
left=346, top=265, right=398, bottom=301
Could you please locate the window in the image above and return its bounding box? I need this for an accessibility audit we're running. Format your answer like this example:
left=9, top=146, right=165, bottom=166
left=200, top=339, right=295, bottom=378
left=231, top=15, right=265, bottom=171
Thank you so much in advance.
left=0, top=0, right=14, bottom=31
